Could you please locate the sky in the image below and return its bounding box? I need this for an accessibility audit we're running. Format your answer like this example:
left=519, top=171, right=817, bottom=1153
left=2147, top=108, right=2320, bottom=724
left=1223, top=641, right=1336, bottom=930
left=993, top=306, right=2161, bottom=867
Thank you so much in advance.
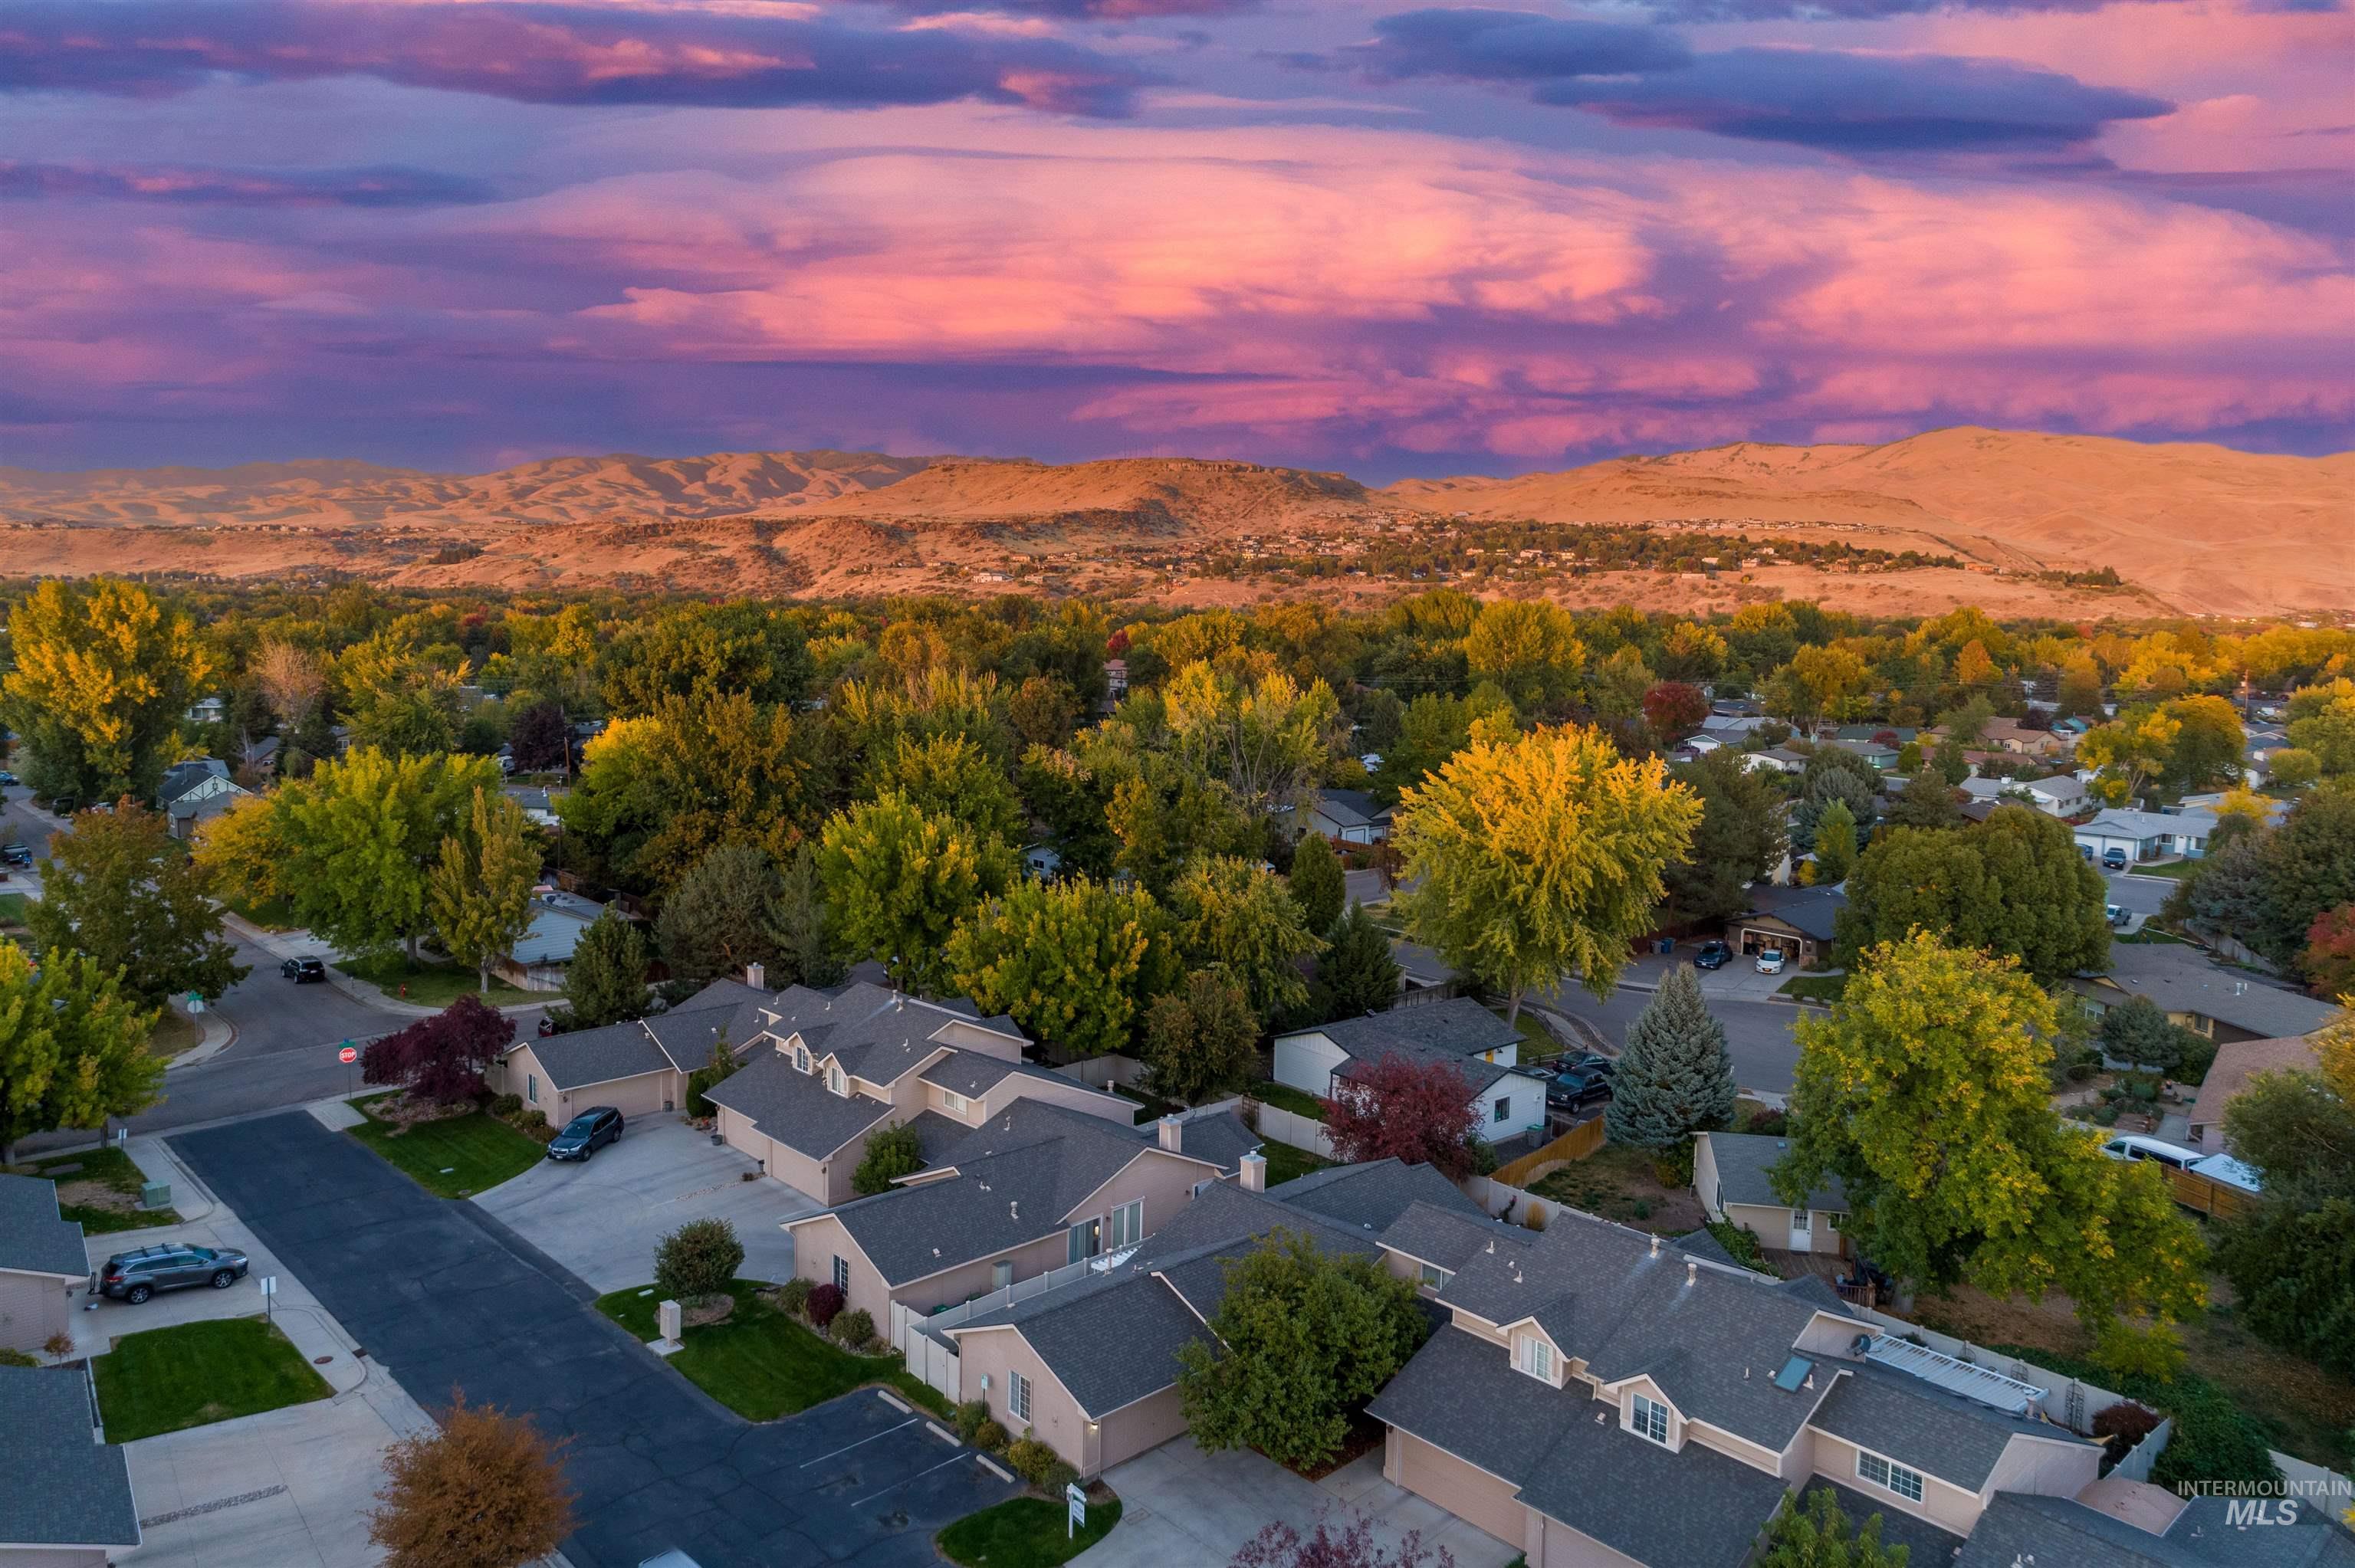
left=2, top=0, right=2350, bottom=481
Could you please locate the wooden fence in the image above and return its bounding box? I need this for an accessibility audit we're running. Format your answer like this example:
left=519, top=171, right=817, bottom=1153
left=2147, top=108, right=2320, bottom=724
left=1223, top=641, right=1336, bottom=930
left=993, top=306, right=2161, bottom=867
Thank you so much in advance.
left=1492, top=1117, right=1605, bottom=1187
left=2163, top=1164, right=2264, bottom=1222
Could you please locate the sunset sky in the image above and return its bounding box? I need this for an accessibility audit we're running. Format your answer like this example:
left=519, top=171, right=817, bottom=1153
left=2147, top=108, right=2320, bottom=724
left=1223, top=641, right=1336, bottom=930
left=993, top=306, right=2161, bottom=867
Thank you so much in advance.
left=3, top=0, right=2350, bottom=478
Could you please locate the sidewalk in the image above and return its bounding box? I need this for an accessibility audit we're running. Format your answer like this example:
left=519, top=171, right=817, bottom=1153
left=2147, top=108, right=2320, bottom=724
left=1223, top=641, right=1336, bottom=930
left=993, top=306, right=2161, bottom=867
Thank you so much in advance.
left=218, top=909, right=549, bottom=1019
left=166, top=999, right=238, bottom=1071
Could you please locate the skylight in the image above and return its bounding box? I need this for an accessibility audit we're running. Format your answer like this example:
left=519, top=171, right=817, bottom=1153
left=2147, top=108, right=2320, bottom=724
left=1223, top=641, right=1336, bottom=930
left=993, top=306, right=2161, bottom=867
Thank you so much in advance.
left=1771, top=1355, right=1813, bottom=1393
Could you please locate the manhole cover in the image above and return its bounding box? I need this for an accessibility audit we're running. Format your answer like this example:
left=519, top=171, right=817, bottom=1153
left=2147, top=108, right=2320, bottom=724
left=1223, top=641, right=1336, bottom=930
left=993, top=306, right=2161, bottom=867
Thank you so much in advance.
left=312, top=1356, right=333, bottom=1365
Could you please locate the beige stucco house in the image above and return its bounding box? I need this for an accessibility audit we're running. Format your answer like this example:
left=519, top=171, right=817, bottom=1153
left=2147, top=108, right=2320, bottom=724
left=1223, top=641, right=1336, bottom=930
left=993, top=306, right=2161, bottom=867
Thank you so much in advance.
left=1693, top=1131, right=1849, bottom=1256
left=0, top=1174, right=89, bottom=1356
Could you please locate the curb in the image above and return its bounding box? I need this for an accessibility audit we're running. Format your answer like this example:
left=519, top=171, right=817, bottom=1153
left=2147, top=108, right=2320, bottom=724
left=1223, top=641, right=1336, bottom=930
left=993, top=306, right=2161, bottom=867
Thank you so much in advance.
left=168, top=1006, right=240, bottom=1071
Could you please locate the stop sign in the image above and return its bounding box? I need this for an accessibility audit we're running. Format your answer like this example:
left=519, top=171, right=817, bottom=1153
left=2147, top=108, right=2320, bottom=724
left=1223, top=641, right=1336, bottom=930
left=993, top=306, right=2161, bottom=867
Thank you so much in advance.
left=338, top=1045, right=358, bottom=1064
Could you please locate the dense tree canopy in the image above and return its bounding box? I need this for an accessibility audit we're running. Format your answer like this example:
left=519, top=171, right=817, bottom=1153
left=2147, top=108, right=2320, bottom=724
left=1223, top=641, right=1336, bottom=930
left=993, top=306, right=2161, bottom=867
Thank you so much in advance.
left=0, top=943, right=163, bottom=1161
left=1, top=577, right=215, bottom=802
left=944, top=874, right=1175, bottom=1059
left=1836, top=806, right=2108, bottom=983
left=1660, top=748, right=1786, bottom=927
left=28, top=801, right=247, bottom=1005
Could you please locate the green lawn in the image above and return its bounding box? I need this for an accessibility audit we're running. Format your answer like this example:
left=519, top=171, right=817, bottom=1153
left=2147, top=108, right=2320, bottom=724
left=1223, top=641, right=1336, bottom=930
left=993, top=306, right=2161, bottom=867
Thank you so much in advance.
left=0, top=892, right=29, bottom=927
left=1249, top=1080, right=1327, bottom=1122
left=595, top=1280, right=951, bottom=1420
left=1260, top=1140, right=1333, bottom=1188
left=93, top=1317, right=333, bottom=1442
left=14, top=1145, right=182, bottom=1233
left=939, top=1494, right=1122, bottom=1568
left=2117, top=928, right=2188, bottom=945
left=338, top=951, right=534, bottom=1007
left=1778, top=973, right=1848, bottom=1004
left=2128, top=859, right=2199, bottom=881
left=347, top=1097, right=544, bottom=1198
left=215, top=889, right=298, bottom=931
left=1497, top=1006, right=1557, bottom=1055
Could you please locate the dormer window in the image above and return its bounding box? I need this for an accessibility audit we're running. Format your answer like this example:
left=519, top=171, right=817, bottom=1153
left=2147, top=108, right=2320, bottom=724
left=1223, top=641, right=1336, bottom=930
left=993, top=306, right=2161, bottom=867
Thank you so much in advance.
left=1630, top=1393, right=1671, bottom=1446
left=1519, top=1337, right=1553, bottom=1383
left=796, top=1045, right=811, bottom=1073
left=942, top=1090, right=967, bottom=1114
left=826, top=1064, right=846, bottom=1097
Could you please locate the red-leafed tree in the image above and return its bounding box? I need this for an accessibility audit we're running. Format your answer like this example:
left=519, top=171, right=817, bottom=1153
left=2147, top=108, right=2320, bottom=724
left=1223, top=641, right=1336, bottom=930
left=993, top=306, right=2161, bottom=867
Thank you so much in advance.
left=2304, top=904, right=2355, bottom=1001
left=1322, top=1053, right=1484, bottom=1178
left=361, top=994, right=515, bottom=1104
left=1641, top=681, right=1710, bottom=747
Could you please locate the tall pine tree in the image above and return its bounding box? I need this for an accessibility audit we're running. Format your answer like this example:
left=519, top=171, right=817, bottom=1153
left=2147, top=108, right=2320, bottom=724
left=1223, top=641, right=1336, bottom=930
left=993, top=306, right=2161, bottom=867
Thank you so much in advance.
left=560, top=911, right=649, bottom=1028
left=1604, top=963, right=1736, bottom=1151
left=1312, top=901, right=1402, bottom=1022
left=1287, top=832, right=1346, bottom=939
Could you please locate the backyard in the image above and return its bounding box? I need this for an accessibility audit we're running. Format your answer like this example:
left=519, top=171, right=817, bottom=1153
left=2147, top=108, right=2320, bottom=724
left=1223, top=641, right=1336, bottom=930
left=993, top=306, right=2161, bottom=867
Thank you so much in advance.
left=1248, top=1081, right=1327, bottom=1121
left=347, top=1096, right=544, bottom=1198
left=594, top=1279, right=950, bottom=1421
left=9, top=1145, right=182, bottom=1234
left=1526, top=1143, right=1704, bottom=1235
left=338, top=950, right=535, bottom=1007
left=92, top=1317, right=333, bottom=1442
left=1261, top=1142, right=1332, bottom=1187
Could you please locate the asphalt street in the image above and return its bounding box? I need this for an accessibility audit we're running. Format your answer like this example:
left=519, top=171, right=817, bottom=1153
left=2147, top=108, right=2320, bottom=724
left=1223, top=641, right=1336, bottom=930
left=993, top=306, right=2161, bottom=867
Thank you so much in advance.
left=1542, top=982, right=1805, bottom=1099
left=172, top=1113, right=1015, bottom=1568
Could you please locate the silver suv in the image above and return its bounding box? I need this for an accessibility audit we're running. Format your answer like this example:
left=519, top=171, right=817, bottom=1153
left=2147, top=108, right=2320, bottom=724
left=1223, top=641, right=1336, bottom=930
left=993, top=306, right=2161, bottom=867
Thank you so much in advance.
left=94, top=1243, right=250, bottom=1304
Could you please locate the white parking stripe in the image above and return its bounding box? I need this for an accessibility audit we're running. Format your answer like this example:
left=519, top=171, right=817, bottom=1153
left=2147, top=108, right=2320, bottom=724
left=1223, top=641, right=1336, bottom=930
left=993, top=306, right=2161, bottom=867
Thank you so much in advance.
left=852, top=1452, right=972, bottom=1507
left=795, top=1416, right=920, bottom=1469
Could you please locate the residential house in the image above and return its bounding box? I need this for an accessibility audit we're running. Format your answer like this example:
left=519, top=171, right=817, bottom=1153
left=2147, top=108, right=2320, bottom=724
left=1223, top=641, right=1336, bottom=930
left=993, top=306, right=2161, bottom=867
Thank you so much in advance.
left=1272, top=997, right=1545, bottom=1143
left=2018, top=773, right=2089, bottom=817
left=1699, top=714, right=1769, bottom=746
left=182, top=694, right=225, bottom=725
left=2052, top=717, right=2093, bottom=742
left=1307, top=787, right=1393, bottom=845
left=1954, top=1489, right=2355, bottom=1567
left=1370, top=1209, right=2105, bottom=1566
left=1826, top=736, right=1900, bottom=772
left=1023, top=844, right=1063, bottom=879
left=1693, top=1132, right=1848, bottom=1256
left=2072, top=808, right=2219, bottom=864
left=0, top=1363, right=141, bottom=1565
left=1742, top=746, right=1809, bottom=776
left=2186, top=1033, right=2321, bottom=1154
left=491, top=976, right=770, bottom=1128
left=0, top=1174, right=90, bottom=1354
left=2068, top=943, right=2337, bottom=1046
left=938, top=1156, right=1499, bottom=1478
left=783, top=1098, right=1256, bottom=1329
left=1979, top=719, right=2070, bottom=759
left=705, top=981, right=1140, bottom=1206
left=156, top=758, right=251, bottom=839
left=492, top=888, right=608, bottom=992
left=1729, top=885, right=1848, bottom=969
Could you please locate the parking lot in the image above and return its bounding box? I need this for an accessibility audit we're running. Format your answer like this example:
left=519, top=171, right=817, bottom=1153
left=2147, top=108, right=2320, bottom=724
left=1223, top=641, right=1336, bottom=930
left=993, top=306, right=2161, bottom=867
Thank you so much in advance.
left=473, top=1112, right=816, bottom=1291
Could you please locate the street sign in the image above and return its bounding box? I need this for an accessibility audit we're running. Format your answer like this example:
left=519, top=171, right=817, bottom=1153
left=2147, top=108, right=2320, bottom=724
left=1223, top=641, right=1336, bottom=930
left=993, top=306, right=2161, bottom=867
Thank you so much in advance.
left=1066, top=1482, right=1085, bottom=1539
left=338, top=1045, right=358, bottom=1064
left=260, top=1274, right=278, bottom=1322
left=259, top=1275, right=278, bottom=1296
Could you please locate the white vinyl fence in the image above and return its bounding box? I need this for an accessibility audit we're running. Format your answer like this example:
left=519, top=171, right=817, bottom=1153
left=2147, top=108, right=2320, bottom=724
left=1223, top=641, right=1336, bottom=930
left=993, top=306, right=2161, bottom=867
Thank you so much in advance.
left=1252, top=1105, right=1335, bottom=1159
left=888, top=1257, right=1110, bottom=1405
left=2110, top=1418, right=2173, bottom=1485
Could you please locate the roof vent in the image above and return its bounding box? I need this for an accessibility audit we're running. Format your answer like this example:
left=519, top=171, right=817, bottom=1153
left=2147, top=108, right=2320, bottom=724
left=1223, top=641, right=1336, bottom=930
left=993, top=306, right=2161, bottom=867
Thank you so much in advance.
left=1649, top=1235, right=1660, bottom=1258
left=1595, top=1409, right=1608, bottom=1424
left=1010, top=1200, right=1020, bottom=1220
left=1686, top=1261, right=1697, bottom=1286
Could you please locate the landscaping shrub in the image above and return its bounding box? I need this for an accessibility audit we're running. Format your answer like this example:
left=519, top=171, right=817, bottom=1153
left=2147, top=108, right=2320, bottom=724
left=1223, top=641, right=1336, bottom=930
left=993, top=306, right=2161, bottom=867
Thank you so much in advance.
left=777, top=1278, right=812, bottom=1317
left=1744, top=1107, right=1788, bottom=1137
left=653, top=1218, right=744, bottom=1304
left=807, top=1282, right=844, bottom=1329
left=0, top=1347, right=34, bottom=1368
left=973, top=1419, right=1008, bottom=1454
left=491, top=1093, right=522, bottom=1117
left=1040, top=1457, right=1079, bottom=1490
left=1703, top=1220, right=1775, bottom=1275
left=953, top=1399, right=991, bottom=1442
left=2094, top=1400, right=2163, bottom=1464
left=833, top=1307, right=875, bottom=1349
left=1006, top=1432, right=1061, bottom=1485
left=1522, top=1205, right=1547, bottom=1232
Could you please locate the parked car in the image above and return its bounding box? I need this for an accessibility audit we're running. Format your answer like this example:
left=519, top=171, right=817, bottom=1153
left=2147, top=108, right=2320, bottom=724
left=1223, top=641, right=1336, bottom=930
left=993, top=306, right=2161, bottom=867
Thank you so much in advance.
left=2105, top=904, right=2129, bottom=927
left=0, top=769, right=18, bottom=785
left=1559, top=1051, right=1616, bottom=1079
left=537, top=1014, right=560, bottom=1038
left=281, top=956, right=327, bottom=983
left=1693, top=940, right=1730, bottom=970
left=0, top=841, right=31, bottom=866
left=94, top=1242, right=249, bottom=1304
left=2100, top=1133, right=2202, bottom=1170
left=1754, top=949, right=1787, bottom=975
left=1545, top=1068, right=1611, bottom=1110
left=547, top=1106, right=625, bottom=1161
left=2103, top=847, right=2130, bottom=871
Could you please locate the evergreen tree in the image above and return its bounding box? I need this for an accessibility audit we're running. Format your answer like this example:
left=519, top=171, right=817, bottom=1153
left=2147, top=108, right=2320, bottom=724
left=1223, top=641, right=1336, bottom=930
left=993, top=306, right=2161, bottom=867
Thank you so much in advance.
left=1312, top=901, right=1402, bottom=1022
left=1604, top=963, right=1736, bottom=1150
left=770, top=842, right=844, bottom=988
left=1287, top=832, right=1346, bottom=938
left=657, top=842, right=784, bottom=989
left=561, top=911, right=649, bottom=1028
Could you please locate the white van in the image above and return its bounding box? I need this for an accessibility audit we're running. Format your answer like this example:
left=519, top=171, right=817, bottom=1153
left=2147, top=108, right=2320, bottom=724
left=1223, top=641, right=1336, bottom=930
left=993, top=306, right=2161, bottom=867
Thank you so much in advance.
left=2100, top=1133, right=2202, bottom=1170
left=2188, top=1153, right=2263, bottom=1194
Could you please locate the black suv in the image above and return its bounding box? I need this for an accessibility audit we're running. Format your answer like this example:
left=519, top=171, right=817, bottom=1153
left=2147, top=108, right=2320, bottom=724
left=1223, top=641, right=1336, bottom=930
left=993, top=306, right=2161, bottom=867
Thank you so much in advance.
left=547, top=1106, right=624, bottom=1162
left=1545, top=1067, right=1612, bottom=1111
left=95, top=1243, right=250, bottom=1304
left=281, top=956, right=327, bottom=983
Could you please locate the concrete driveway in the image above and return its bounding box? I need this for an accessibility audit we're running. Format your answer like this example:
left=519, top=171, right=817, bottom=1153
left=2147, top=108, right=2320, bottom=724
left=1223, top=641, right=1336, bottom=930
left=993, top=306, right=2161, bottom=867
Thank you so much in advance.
left=1079, top=1435, right=1517, bottom=1568
left=472, top=1112, right=816, bottom=1291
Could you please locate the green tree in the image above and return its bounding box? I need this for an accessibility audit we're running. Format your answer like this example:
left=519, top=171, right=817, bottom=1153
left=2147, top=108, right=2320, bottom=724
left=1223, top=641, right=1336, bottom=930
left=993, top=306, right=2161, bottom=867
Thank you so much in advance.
left=819, top=791, right=1013, bottom=992
left=870, top=733, right=1024, bottom=847
left=1756, top=1488, right=1911, bottom=1568
left=1141, top=970, right=1262, bottom=1104
left=1174, top=1228, right=1427, bottom=1472
left=1813, top=799, right=1858, bottom=884
left=0, top=943, right=163, bottom=1162
left=1604, top=964, right=1736, bottom=1151
left=852, top=1123, right=926, bottom=1196
left=1887, top=770, right=1961, bottom=831
left=2161, top=695, right=2246, bottom=792
left=427, top=787, right=543, bottom=993
left=277, top=748, right=503, bottom=961
left=770, top=842, right=845, bottom=989
left=1777, top=932, right=2206, bottom=1335
left=561, top=911, right=649, bottom=1028
left=655, top=844, right=785, bottom=989
left=2251, top=783, right=2355, bottom=964
left=2212, top=1057, right=2355, bottom=1377
left=1463, top=599, right=1583, bottom=710
left=26, top=801, right=246, bottom=1006
left=654, top=1217, right=745, bottom=1303
left=1312, top=902, right=1403, bottom=1023
left=338, top=631, right=465, bottom=756
left=1834, top=806, right=2108, bottom=983
left=1790, top=750, right=1879, bottom=853
left=2057, top=655, right=2104, bottom=719
left=1169, top=855, right=1319, bottom=1026
left=1372, top=692, right=1474, bottom=804
left=944, top=875, right=1176, bottom=1059
left=1661, top=748, right=1787, bottom=927
left=1765, top=645, right=1874, bottom=733
left=2098, top=996, right=2209, bottom=1080
left=2287, top=678, right=2355, bottom=776
left=1287, top=832, right=1346, bottom=938
left=0, top=577, right=215, bottom=802
left=1394, top=725, right=1700, bottom=1019
left=2268, top=747, right=2322, bottom=791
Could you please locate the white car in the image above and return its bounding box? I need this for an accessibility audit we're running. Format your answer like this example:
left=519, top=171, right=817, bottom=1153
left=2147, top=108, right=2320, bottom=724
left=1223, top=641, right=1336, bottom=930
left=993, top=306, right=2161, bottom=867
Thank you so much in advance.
left=2100, top=1133, right=2202, bottom=1169
left=1754, top=949, right=1786, bottom=975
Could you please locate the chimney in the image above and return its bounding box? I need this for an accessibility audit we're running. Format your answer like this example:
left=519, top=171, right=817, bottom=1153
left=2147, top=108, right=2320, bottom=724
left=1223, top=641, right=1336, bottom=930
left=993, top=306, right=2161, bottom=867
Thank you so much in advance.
left=1158, top=1114, right=1183, bottom=1153
left=1240, top=1151, right=1266, bottom=1192
left=744, top=962, right=765, bottom=990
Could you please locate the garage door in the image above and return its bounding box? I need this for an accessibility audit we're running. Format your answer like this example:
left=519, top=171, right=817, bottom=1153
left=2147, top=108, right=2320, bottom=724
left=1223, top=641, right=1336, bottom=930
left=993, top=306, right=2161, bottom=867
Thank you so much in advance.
left=1393, top=1431, right=1525, bottom=1548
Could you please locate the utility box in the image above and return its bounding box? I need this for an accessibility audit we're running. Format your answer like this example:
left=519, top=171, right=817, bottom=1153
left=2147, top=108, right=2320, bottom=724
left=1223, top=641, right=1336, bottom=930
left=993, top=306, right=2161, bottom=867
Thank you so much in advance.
left=140, top=1181, right=172, bottom=1210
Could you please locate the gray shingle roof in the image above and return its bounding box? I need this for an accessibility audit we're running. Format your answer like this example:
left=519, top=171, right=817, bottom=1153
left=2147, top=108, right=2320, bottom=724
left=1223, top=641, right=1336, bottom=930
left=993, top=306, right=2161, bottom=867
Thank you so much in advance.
left=1315, top=788, right=1391, bottom=828
left=1809, top=1363, right=2092, bottom=1491
left=701, top=1048, right=895, bottom=1160
left=2166, top=1495, right=2355, bottom=1566
left=518, top=1022, right=672, bottom=1092
left=918, top=1049, right=1076, bottom=1100
left=1161, top=1109, right=1260, bottom=1175
left=760, top=982, right=1024, bottom=1088
left=0, top=1364, right=140, bottom=1549
left=0, top=1173, right=90, bottom=1278
left=1378, top=1200, right=1529, bottom=1271
left=1703, top=1131, right=1846, bottom=1213
left=1311, top=997, right=1522, bottom=1062
left=1268, top=1158, right=1487, bottom=1233
left=1742, top=884, right=1848, bottom=943
left=1956, top=1492, right=2211, bottom=1568
left=2077, top=944, right=2337, bottom=1041
left=954, top=1270, right=1213, bottom=1418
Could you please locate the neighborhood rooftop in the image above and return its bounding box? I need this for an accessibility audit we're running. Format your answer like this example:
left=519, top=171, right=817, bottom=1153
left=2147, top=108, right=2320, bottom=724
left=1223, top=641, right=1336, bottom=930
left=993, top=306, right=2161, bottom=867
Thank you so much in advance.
left=0, top=1172, right=93, bottom=1278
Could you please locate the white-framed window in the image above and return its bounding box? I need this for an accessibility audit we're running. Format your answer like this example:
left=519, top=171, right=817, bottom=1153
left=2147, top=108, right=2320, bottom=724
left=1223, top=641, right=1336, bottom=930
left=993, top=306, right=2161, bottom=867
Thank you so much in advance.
left=1519, top=1336, right=1553, bottom=1383
left=826, top=1064, right=846, bottom=1096
left=992, top=1260, right=1013, bottom=1291
left=1106, top=1199, right=1144, bottom=1251
left=832, top=1256, right=849, bottom=1294
left=1493, top=1096, right=1511, bottom=1125
left=526, top=1074, right=537, bottom=1104
left=1791, top=1209, right=1812, bottom=1235
left=1068, top=1217, right=1102, bottom=1265
left=1857, top=1451, right=1924, bottom=1503
left=796, top=1045, right=810, bottom=1073
left=1010, top=1370, right=1033, bottom=1422
left=1631, top=1393, right=1671, bottom=1446
left=1418, top=1262, right=1453, bottom=1291
left=942, top=1090, right=967, bottom=1114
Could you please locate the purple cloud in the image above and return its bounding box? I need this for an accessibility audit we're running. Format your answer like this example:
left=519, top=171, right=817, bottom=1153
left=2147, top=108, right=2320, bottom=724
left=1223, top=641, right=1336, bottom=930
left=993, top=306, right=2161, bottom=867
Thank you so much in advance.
left=1353, top=9, right=1693, bottom=80
left=0, top=161, right=496, bottom=208
left=0, top=0, right=1152, bottom=117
